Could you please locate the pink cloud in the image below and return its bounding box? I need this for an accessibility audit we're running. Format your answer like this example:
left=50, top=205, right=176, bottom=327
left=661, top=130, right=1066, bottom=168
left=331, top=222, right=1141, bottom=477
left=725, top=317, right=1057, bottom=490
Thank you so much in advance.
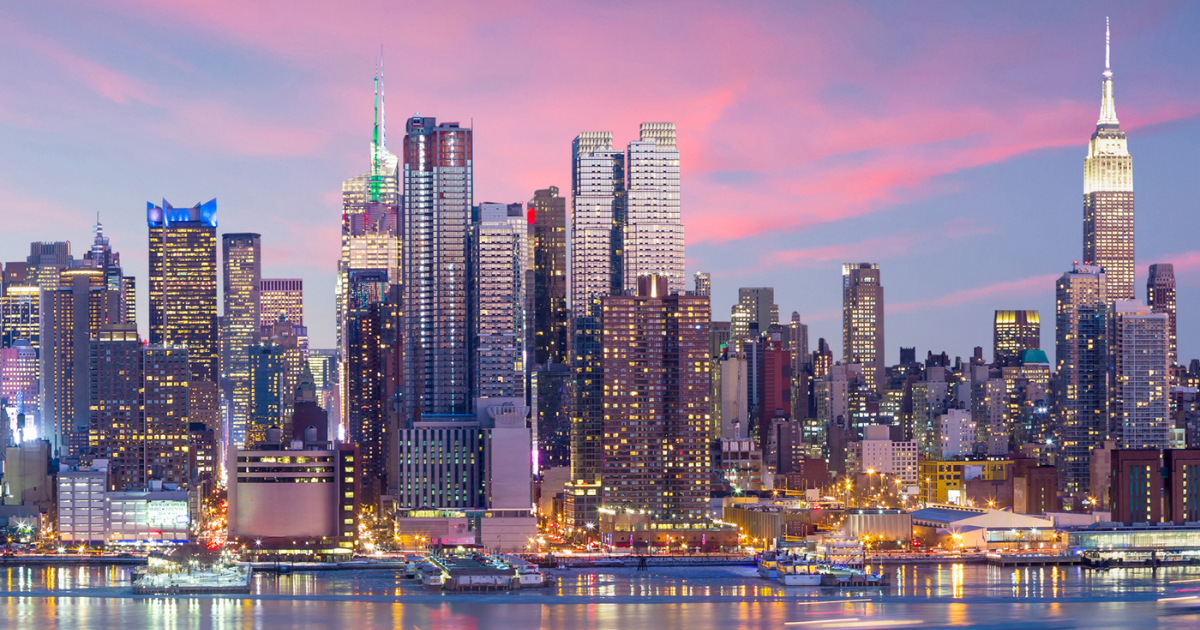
left=1, top=25, right=158, bottom=106
left=889, top=273, right=1061, bottom=315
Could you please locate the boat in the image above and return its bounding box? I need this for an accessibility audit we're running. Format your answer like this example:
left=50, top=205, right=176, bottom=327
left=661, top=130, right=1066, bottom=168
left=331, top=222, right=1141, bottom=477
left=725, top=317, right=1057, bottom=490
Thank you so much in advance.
left=417, top=565, right=444, bottom=589
left=776, top=559, right=824, bottom=586
left=756, top=551, right=789, bottom=579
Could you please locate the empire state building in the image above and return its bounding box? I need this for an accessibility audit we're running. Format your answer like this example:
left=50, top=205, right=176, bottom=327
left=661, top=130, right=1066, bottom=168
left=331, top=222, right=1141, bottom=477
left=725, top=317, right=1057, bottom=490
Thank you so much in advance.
left=1083, top=19, right=1134, bottom=303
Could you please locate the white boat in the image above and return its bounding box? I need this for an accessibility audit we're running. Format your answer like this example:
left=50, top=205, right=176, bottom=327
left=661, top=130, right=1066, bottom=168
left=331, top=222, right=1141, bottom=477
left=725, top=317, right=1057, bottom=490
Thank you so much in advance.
left=418, top=566, right=444, bottom=589
left=776, top=561, right=824, bottom=586
left=757, top=551, right=790, bottom=579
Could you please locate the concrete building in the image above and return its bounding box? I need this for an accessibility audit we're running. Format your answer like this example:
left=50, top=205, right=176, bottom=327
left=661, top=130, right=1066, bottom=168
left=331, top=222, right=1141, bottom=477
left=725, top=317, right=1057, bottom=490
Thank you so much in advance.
left=227, top=437, right=359, bottom=549
left=851, top=424, right=918, bottom=489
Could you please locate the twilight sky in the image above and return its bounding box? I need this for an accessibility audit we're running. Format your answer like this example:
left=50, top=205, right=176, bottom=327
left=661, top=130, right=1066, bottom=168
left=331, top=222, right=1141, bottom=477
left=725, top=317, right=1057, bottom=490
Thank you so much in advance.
left=1, top=1, right=1199, bottom=365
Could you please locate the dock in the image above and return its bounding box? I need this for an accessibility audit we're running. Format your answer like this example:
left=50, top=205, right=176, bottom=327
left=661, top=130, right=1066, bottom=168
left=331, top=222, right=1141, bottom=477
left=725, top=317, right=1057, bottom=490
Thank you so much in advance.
left=985, top=553, right=1081, bottom=567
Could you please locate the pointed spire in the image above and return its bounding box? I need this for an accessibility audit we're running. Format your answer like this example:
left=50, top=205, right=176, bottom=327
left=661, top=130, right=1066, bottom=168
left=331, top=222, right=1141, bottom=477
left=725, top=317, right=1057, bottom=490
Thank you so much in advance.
left=369, top=49, right=387, bottom=202
left=1097, top=17, right=1119, bottom=128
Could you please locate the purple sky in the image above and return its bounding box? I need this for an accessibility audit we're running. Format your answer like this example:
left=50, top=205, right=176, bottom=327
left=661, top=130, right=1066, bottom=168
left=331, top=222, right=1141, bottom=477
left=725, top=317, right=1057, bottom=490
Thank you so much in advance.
left=1, top=1, right=1198, bottom=364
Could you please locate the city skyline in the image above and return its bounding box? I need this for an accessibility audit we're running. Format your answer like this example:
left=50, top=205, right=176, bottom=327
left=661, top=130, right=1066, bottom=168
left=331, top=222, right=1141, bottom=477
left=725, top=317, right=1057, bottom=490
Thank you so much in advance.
left=2, top=3, right=1200, bottom=366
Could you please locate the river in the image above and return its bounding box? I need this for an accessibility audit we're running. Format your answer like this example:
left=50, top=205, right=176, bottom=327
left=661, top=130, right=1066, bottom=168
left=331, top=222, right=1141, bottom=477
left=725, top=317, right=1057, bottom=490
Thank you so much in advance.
left=2, top=563, right=1198, bottom=628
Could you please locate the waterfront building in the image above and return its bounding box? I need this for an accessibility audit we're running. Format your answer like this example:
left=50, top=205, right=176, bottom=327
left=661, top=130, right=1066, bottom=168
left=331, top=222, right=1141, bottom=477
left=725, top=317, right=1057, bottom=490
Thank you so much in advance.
left=148, top=199, right=219, bottom=431
left=530, top=187, right=568, bottom=368
left=993, top=310, right=1040, bottom=366
left=1146, top=263, right=1177, bottom=367
left=842, top=263, right=884, bottom=392
left=600, top=275, right=710, bottom=521
left=1109, top=300, right=1169, bottom=449
left=222, top=233, right=261, bottom=449
left=848, top=424, right=918, bottom=489
left=1055, top=263, right=1109, bottom=494
left=1083, top=20, right=1134, bottom=303
left=227, top=434, right=359, bottom=550
left=402, top=116, right=472, bottom=417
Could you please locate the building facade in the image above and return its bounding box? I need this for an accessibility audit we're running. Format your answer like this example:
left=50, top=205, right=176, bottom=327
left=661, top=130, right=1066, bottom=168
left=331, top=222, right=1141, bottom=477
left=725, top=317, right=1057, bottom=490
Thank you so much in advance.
left=623, top=123, right=685, bottom=296
left=148, top=199, right=219, bottom=430
left=600, top=276, right=710, bottom=521
left=402, top=116, right=473, bottom=417
left=993, top=310, right=1040, bottom=366
left=222, top=233, right=261, bottom=449
left=842, top=263, right=884, bottom=392
left=1109, top=300, right=1169, bottom=449
left=1146, top=263, right=1177, bottom=367
left=1055, top=263, right=1109, bottom=494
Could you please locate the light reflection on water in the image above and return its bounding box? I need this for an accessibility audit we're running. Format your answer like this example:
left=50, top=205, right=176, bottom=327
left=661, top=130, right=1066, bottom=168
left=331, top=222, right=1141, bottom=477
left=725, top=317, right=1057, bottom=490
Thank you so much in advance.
left=1, top=564, right=1199, bottom=629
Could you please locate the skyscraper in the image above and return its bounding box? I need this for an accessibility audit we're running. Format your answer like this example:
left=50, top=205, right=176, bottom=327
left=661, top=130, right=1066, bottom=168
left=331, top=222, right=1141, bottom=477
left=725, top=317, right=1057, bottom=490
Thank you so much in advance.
left=41, top=268, right=124, bottom=455
left=260, top=279, right=303, bottom=328
left=402, top=116, right=473, bottom=417
left=623, top=123, right=685, bottom=295
left=89, top=324, right=190, bottom=491
left=1083, top=20, right=1134, bottom=303
left=731, top=287, right=779, bottom=342
left=693, top=272, right=711, bottom=297
left=842, top=263, right=884, bottom=392
left=1109, top=300, right=1169, bottom=449
left=1055, top=263, right=1108, bottom=494
left=1146, top=263, right=1176, bottom=366
left=993, top=310, right=1041, bottom=366
left=600, top=275, right=710, bottom=520
left=338, top=62, right=401, bottom=355
left=571, top=132, right=624, bottom=310
left=148, top=199, right=219, bottom=430
left=470, top=202, right=529, bottom=401
left=222, top=233, right=261, bottom=449
left=530, top=187, right=568, bottom=368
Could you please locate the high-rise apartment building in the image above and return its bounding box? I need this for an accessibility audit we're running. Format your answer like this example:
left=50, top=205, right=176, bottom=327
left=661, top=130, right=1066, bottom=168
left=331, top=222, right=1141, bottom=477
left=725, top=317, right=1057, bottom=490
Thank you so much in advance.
left=470, top=202, right=529, bottom=401
left=1083, top=21, right=1134, bottom=303
left=260, top=279, right=303, bottom=328
left=1055, top=263, right=1108, bottom=494
left=1146, top=263, right=1177, bottom=367
left=402, top=116, right=472, bottom=417
left=993, top=310, right=1040, bottom=366
left=600, top=275, right=710, bottom=521
left=623, top=123, right=685, bottom=295
left=842, top=263, right=885, bottom=392
left=530, top=187, right=568, bottom=368
left=148, top=199, right=219, bottom=430
left=222, top=233, right=261, bottom=449
left=1110, top=300, right=1169, bottom=449
left=141, top=344, right=192, bottom=493
left=571, top=132, right=624, bottom=310
left=693, top=272, right=711, bottom=297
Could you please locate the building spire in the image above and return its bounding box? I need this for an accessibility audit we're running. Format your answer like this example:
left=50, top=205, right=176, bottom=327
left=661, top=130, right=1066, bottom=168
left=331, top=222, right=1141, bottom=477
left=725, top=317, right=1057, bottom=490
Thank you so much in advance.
left=1097, top=17, right=1119, bottom=128
left=369, top=49, right=386, bottom=202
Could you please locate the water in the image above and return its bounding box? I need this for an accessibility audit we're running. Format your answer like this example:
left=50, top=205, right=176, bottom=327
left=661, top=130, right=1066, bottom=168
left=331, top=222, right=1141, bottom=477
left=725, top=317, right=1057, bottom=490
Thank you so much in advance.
left=2, top=563, right=1199, bottom=629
